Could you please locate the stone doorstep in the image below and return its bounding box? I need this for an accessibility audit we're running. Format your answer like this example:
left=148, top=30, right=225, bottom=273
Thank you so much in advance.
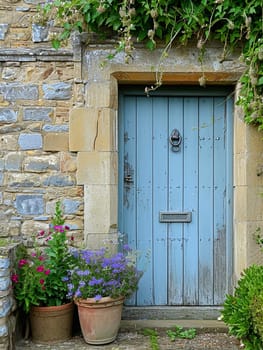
left=120, top=319, right=228, bottom=334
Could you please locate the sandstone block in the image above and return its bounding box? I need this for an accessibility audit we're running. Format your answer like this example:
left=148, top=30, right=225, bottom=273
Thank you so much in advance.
left=86, top=81, right=115, bottom=108
left=77, top=151, right=117, bottom=185
left=0, top=136, right=18, bottom=151
left=69, top=107, right=98, bottom=152
left=69, top=107, right=116, bottom=152
left=43, top=133, right=69, bottom=151
left=84, top=184, right=117, bottom=234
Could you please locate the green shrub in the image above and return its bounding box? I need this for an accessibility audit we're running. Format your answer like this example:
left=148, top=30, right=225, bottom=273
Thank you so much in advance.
left=221, top=265, right=263, bottom=350
left=251, top=291, right=263, bottom=341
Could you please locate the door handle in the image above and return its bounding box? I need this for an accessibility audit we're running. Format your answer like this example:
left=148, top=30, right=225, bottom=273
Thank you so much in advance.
left=170, top=128, right=182, bottom=152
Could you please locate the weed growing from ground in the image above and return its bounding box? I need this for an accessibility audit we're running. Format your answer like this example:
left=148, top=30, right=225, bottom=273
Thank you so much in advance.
left=142, top=325, right=196, bottom=349
left=142, top=328, right=160, bottom=350
left=167, top=325, right=196, bottom=341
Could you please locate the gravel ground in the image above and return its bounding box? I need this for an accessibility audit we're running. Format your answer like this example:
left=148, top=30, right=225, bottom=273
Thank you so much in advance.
left=16, top=330, right=241, bottom=350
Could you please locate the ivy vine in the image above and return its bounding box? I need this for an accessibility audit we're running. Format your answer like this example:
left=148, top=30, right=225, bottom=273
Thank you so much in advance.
left=37, top=0, right=263, bottom=129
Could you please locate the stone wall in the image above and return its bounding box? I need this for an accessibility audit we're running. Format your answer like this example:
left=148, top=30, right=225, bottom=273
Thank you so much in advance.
left=0, top=242, right=21, bottom=350
left=0, top=2, right=85, bottom=346
left=0, top=0, right=85, bottom=245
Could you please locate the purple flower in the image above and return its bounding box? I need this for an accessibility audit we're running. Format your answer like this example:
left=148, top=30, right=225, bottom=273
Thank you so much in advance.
left=123, top=244, right=132, bottom=252
left=94, top=294, right=102, bottom=301
left=67, top=283, right=74, bottom=291
left=76, top=269, right=90, bottom=276
left=79, top=280, right=85, bottom=287
left=88, top=277, right=104, bottom=286
left=75, top=289, right=82, bottom=298
left=105, top=280, right=119, bottom=287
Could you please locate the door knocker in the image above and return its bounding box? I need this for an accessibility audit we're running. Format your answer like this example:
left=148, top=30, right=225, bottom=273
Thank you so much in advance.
left=169, top=128, right=182, bottom=152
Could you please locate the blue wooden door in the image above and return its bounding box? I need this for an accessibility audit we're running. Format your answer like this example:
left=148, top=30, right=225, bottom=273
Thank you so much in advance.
left=118, top=87, right=233, bottom=306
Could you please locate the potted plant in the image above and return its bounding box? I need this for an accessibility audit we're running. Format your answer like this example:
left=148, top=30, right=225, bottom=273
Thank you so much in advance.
left=67, top=246, right=143, bottom=345
left=12, top=201, right=76, bottom=344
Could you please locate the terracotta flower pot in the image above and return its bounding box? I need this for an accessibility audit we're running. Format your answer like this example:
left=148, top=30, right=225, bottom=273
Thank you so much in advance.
left=75, top=296, right=125, bottom=345
left=29, top=301, right=74, bottom=344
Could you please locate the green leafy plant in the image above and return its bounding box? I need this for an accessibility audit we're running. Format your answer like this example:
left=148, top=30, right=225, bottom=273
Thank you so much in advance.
left=37, top=0, right=263, bottom=129
left=221, top=264, right=263, bottom=350
left=254, top=227, right=263, bottom=250
left=67, top=245, right=142, bottom=301
left=166, top=325, right=196, bottom=341
left=11, top=202, right=75, bottom=313
left=251, top=292, right=263, bottom=342
left=142, top=328, right=160, bottom=350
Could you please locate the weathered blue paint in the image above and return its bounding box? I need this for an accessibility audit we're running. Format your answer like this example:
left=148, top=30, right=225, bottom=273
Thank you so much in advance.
left=118, top=87, right=233, bottom=306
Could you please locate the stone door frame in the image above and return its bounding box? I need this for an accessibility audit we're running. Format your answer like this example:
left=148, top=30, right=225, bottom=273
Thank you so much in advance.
left=69, top=46, right=263, bottom=285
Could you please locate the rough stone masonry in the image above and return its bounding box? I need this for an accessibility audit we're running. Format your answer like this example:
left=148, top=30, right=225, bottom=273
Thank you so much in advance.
left=0, top=0, right=85, bottom=245
left=0, top=3, right=85, bottom=347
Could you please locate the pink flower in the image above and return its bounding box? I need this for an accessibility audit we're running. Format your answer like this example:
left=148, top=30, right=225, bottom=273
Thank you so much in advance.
left=44, top=269, right=50, bottom=275
left=31, top=252, right=37, bottom=257
left=54, top=225, right=64, bottom=233
left=38, top=255, right=45, bottom=261
left=65, top=225, right=70, bottom=231
left=70, top=235, right=74, bottom=241
left=36, top=265, right=44, bottom=272
left=39, top=279, right=45, bottom=285
left=18, top=259, right=28, bottom=268
left=38, top=230, right=45, bottom=236
left=11, top=274, right=19, bottom=283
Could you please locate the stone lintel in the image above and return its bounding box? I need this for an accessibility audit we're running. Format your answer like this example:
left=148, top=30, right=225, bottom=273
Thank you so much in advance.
left=114, top=71, right=241, bottom=85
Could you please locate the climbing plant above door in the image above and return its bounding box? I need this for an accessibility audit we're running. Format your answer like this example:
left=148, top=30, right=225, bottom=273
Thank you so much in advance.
left=37, top=0, right=263, bottom=130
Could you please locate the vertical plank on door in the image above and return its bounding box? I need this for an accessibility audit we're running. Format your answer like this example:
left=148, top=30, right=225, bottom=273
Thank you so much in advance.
left=152, top=97, right=168, bottom=305
left=152, top=97, right=169, bottom=305
left=183, top=97, right=199, bottom=305
left=168, top=97, right=184, bottom=304
left=213, top=96, right=227, bottom=304
left=198, top=97, right=214, bottom=305
left=121, top=96, right=137, bottom=305
left=136, top=97, right=154, bottom=305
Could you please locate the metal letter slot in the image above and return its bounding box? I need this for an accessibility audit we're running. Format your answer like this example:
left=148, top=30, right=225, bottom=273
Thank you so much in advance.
left=159, top=212, right=192, bottom=223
